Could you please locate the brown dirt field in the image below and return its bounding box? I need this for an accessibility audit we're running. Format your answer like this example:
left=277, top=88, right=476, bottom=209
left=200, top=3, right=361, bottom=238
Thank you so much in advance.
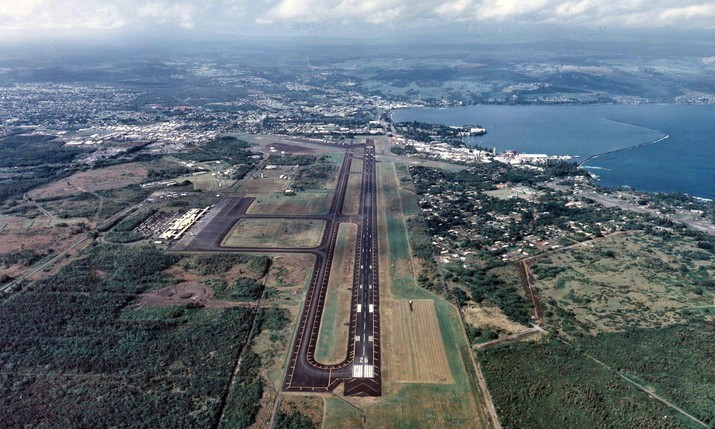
left=222, top=219, right=325, bottom=248
left=315, top=223, right=356, bottom=364
left=28, top=163, right=148, bottom=199
left=242, top=178, right=290, bottom=194
left=0, top=212, right=92, bottom=285
left=135, top=282, right=248, bottom=309
left=382, top=299, right=453, bottom=384
left=1, top=265, right=23, bottom=279
left=341, top=174, right=362, bottom=216
left=0, top=217, right=82, bottom=277
left=463, top=304, right=528, bottom=336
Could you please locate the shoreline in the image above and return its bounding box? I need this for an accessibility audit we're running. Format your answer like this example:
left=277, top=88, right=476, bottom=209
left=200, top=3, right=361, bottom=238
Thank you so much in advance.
left=390, top=105, right=714, bottom=200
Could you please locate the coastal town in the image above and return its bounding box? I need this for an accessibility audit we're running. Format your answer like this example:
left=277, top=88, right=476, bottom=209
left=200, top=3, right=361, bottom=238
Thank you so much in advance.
left=389, top=122, right=574, bottom=165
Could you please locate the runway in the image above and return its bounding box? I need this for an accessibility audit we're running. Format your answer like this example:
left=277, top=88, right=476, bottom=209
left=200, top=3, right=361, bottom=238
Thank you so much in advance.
left=172, top=143, right=382, bottom=396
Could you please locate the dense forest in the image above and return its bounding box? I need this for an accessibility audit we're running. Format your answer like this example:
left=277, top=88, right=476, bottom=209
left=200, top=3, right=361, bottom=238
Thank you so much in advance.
left=0, top=134, right=87, bottom=204
left=0, top=244, right=258, bottom=427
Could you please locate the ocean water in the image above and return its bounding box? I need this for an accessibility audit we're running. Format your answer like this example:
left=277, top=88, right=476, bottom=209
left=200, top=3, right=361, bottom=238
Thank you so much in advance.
left=391, top=104, right=715, bottom=199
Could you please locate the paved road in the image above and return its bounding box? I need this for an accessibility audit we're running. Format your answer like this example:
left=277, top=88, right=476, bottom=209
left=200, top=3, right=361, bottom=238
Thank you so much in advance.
left=172, top=144, right=382, bottom=396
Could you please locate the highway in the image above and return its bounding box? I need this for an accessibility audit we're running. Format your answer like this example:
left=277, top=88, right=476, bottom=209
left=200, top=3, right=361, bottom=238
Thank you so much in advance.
left=172, top=143, right=382, bottom=396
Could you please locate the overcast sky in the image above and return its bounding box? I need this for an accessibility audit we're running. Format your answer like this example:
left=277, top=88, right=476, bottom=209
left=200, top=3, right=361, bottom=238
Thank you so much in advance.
left=1, top=0, right=714, bottom=41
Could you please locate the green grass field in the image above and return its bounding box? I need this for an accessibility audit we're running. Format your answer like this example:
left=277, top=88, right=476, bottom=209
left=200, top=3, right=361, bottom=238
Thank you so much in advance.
left=315, top=223, right=356, bottom=364
left=221, top=218, right=325, bottom=248
left=247, top=191, right=334, bottom=215
left=341, top=174, right=362, bottom=216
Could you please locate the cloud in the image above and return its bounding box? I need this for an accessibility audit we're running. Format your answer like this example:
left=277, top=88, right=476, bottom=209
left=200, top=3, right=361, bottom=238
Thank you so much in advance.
left=260, top=0, right=425, bottom=25
left=138, top=2, right=197, bottom=30
left=477, top=0, right=555, bottom=20
left=0, top=0, right=714, bottom=39
left=0, top=1, right=125, bottom=32
left=659, top=4, right=715, bottom=21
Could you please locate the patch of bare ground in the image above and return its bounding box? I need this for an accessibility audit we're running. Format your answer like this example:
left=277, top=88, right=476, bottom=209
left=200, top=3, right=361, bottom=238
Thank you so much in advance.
left=0, top=216, right=88, bottom=282
left=463, top=304, right=530, bottom=337
left=0, top=216, right=81, bottom=254
left=28, top=162, right=148, bottom=199
left=135, top=282, right=249, bottom=309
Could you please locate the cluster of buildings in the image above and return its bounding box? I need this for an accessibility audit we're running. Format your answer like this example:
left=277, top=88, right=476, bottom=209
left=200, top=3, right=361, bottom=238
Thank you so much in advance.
left=493, top=150, right=573, bottom=165
left=159, top=207, right=210, bottom=241
left=62, top=121, right=217, bottom=150
left=412, top=166, right=633, bottom=266
left=391, top=138, right=573, bottom=166
left=0, top=67, right=420, bottom=151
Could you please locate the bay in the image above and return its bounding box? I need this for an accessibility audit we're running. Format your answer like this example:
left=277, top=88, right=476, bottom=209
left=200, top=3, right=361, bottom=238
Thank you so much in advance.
left=391, top=104, right=715, bottom=199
